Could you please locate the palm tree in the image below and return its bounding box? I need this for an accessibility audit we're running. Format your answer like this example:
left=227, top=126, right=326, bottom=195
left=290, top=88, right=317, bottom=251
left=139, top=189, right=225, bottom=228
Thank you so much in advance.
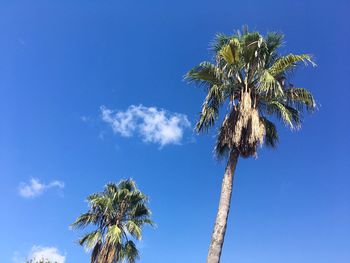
left=186, top=27, right=316, bottom=263
left=71, top=179, right=154, bottom=263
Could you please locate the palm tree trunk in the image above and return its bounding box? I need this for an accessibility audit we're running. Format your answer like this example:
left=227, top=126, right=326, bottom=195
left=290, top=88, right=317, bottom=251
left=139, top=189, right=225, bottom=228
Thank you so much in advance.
left=206, top=150, right=239, bottom=263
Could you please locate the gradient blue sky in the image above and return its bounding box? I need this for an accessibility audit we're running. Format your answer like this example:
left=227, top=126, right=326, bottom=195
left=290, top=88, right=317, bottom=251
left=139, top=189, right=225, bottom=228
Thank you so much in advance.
left=1, top=0, right=349, bottom=262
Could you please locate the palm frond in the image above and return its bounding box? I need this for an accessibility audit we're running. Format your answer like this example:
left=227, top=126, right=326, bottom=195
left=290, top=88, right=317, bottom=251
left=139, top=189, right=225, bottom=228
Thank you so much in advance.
left=132, top=218, right=155, bottom=227
left=214, top=115, right=231, bottom=158
left=185, top=62, right=221, bottom=88
left=211, top=33, right=231, bottom=52
left=106, top=225, right=122, bottom=245
left=70, top=212, right=98, bottom=229
left=257, top=70, right=284, bottom=97
left=91, top=241, right=102, bottom=263
left=264, top=101, right=301, bottom=129
left=219, top=38, right=241, bottom=65
left=126, top=221, right=142, bottom=240
left=260, top=116, right=279, bottom=148
left=269, top=54, right=315, bottom=76
left=79, top=230, right=102, bottom=250
left=118, top=179, right=136, bottom=192
left=266, top=32, right=284, bottom=53
left=195, top=84, right=226, bottom=132
left=131, top=203, right=151, bottom=218
left=128, top=190, right=147, bottom=205
left=265, top=32, right=284, bottom=67
left=241, top=31, right=263, bottom=64
left=105, top=182, right=118, bottom=195
left=285, top=87, right=316, bottom=111
left=122, top=241, right=139, bottom=263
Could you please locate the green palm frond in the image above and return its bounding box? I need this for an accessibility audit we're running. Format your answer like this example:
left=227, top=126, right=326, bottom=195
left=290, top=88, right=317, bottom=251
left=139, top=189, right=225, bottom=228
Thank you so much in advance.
left=269, top=54, right=315, bottom=76
left=132, top=218, right=155, bottom=227
left=239, top=24, right=249, bottom=36
left=105, top=183, right=118, bottom=196
left=214, top=112, right=235, bottom=158
left=219, top=38, right=241, bottom=65
left=257, top=70, right=284, bottom=97
left=285, top=87, right=316, bottom=111
left=265, top=32, right=283, bottom=67
left=126, top=221, right=142, bottom=240
left=196, top=104, right=218, bottom=132
left=117, top=188, right=130, bottom=202
left=260, top=116, right=279, bottom=148
left=89, top=195, right=109, bottom=212
left=266, top=32, right=284, bottom=53
left=79, top=230, right=102, bottom=250
left=106, top=225, right=122, bottom=245
left=185, top=62, right=222, bottom=88
left=211, top=33, right=231, bottom=52
left=91, top=241, right=101, bottom=263
left=70, top=212, right=98, bottom=229
left=196, top=84, right=227, bottom=132
left=241, top=31, right=264, bottom=64
left=122, top=241, right=139, bottom=263
left=128, top=190, right=146, bottom=205
left=131, top=202, right=151, bottom=218
left=265, top=101, right=301, bottom=129
left=118, top=178, right=136, bottom=192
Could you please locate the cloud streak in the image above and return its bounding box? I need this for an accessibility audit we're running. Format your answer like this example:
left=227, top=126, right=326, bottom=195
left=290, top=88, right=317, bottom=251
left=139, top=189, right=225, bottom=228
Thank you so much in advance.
left=101, top=105, right=191, bottom=147
left=18, top=178, right=64, bottom=198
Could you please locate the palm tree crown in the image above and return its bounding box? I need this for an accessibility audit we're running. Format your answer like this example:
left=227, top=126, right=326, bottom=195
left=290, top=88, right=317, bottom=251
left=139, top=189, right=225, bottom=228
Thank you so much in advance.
left=186, top=27, right=316, bottom=157
left=71, top=179, right=154, bottom=263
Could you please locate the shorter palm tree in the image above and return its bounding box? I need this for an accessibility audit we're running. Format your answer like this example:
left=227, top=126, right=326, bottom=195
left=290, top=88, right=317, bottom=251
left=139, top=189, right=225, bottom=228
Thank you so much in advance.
left=71, top=179, right=154, bottom=263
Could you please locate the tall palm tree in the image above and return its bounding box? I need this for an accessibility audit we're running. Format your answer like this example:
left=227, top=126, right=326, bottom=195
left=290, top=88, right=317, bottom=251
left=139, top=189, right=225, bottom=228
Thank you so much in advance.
left=186, top=27, right=316, bottom=263
left=71, top=179, right=154, bottom=263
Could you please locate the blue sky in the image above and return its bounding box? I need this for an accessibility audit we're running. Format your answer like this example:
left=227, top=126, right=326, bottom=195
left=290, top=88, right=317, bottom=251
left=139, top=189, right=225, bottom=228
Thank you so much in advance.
left=1, top=0, right=349, bottom=262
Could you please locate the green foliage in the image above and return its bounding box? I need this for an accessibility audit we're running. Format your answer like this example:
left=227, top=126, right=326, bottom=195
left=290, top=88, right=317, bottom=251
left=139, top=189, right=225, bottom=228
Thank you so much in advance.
left=269, top=54, right=315, bottom=76
left=260, top=116, right=278, bottom=148
left=71, top=179, right=154, bottom=263
left=186, top=26, right=316, bottom=157
left=186, top=61, right=222, bottom=88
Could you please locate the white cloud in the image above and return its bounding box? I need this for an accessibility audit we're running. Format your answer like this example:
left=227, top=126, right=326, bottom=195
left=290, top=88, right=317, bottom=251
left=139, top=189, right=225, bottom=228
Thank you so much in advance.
left=29, top=246, right=65, bottom=263
left=101, top=105, right=191, bottom=147
left=13, top=246, right=66, bottom=263
left=18, top=178, right=64, bottom=198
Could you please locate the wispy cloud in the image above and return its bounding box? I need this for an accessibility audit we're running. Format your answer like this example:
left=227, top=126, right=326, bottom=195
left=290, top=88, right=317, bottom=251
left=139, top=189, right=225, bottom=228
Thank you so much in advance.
left=18, top=178, right=64, bottom=198
left=13, top=246, right=66, bottom=263
left=101, top=105, right=191, bottom=147
left=81, top=115, right=91, bottom=122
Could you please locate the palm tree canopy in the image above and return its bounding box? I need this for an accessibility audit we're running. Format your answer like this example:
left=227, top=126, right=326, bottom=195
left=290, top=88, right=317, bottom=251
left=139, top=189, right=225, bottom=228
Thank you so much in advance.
left=71, top=179, right=154, bottom=263
left=186, top=27, right=316, bottom=158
